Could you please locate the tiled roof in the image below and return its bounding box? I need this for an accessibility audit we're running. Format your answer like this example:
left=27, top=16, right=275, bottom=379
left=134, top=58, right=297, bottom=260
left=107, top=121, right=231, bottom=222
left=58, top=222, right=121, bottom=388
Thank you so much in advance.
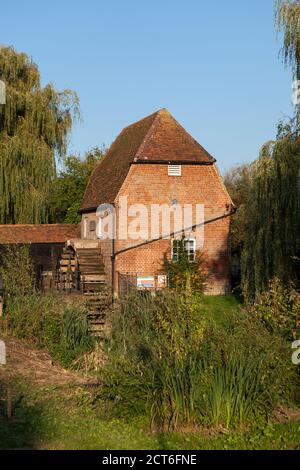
left=0, top=224, right=81, bottom=244
left=81, top=109, right=215, bottom=212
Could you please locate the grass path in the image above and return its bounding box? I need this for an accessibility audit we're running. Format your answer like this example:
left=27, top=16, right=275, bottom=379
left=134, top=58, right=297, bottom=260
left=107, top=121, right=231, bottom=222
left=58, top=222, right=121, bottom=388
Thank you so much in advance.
left=0, top=335, right=89, bottom=387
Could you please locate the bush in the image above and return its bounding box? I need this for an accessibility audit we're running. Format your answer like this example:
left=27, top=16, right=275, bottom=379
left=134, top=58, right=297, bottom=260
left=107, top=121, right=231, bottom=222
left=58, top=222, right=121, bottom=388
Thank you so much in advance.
left=100, top=291, right=297, bottom=430
left=163, top=238, right=209, bottom=293
left=0, top=245, right=35, bottom=297
left=0, top=245, right=94, bottom=368
left=56, top=306, right=94, bottom=367
left=196, top=313, right=296, bottom=428
left=245, top=277, right=300, bottom=339
left=101, top=291, right=205, bottom=426
left=3, top=293, right=94, bottom=368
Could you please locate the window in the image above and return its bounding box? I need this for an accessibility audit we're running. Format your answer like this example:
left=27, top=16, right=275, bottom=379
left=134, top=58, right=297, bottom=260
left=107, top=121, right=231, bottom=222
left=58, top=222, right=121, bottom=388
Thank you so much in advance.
left=89, top=220, right=96, bottom=232
left=172, top=238, right=196, bottom=262
left=168, top=164, right=181, bottom=176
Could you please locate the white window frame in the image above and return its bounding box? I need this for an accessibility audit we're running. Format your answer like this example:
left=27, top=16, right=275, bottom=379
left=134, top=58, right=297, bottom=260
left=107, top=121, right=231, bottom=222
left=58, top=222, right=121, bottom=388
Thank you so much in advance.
left=171, top=238, right=196, bottom=262
left=168, top=164, right=181, bottom=176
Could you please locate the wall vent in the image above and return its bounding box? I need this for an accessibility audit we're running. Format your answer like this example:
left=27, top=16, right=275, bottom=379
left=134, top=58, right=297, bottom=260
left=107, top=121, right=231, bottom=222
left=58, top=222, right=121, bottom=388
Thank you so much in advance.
left=168, top=164, right=181, bottom=176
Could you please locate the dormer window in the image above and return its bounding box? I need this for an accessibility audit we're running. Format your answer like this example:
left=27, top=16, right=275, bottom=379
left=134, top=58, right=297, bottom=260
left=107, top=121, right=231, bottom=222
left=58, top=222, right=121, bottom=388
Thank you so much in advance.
left=168, top=164, right=181, bottom=176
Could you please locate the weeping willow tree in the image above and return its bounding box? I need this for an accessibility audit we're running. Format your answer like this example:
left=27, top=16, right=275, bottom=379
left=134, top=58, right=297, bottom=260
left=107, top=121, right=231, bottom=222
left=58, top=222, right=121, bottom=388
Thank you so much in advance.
left=276, top=0, right=300, bottom=80
left=0, top=46, right=79, bottom=223
left=240, top=3, right=300, bottom=300
left=242, top=123, right=300, bottom=300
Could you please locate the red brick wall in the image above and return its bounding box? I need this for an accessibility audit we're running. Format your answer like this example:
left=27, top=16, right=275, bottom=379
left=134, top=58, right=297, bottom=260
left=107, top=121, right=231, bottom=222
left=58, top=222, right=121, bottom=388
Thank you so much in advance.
left=112, top=163, right=232, bottom=295
left=82, top=163, right=232, bottom=294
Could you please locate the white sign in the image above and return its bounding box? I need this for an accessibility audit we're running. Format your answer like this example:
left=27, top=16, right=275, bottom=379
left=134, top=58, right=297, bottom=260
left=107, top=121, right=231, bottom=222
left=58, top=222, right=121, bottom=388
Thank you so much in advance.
left=137, top=276, right=155, bottom=289
left=0, top=340, right=6, bottom=365
left=157, top=274, right=167, bottom=288
left=292, top=340, right=300, bottom=366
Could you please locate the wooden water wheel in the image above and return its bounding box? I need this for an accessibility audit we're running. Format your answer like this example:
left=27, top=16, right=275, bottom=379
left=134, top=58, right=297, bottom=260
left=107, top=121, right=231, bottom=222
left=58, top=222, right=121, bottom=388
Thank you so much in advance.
left=55, top=244, right=106, bottom=294
left=55, top=246, right=78, bottom=292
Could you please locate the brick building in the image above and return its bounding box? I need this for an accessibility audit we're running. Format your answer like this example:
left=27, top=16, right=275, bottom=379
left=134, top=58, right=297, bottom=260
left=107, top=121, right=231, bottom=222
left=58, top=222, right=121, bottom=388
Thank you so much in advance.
left=80, top=109, right=234, bottom=295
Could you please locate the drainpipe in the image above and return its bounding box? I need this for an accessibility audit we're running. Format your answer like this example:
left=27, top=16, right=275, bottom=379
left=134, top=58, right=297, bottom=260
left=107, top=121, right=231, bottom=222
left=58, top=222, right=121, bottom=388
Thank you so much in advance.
left=111, top=203, right=116, bottom=304
left=111, top=237, right=116, bottom=304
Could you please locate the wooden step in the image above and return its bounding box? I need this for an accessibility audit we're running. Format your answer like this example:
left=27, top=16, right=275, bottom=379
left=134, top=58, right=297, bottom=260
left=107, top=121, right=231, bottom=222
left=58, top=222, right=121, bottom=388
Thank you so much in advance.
left=89, top=324, right=105, bottom=332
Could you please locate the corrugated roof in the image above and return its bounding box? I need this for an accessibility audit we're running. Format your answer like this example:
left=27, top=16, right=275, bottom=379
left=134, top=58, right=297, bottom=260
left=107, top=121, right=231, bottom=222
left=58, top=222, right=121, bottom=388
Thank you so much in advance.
left=0, top=224, right=80, bottom=244
left=81, top=109, right=215, bottom=212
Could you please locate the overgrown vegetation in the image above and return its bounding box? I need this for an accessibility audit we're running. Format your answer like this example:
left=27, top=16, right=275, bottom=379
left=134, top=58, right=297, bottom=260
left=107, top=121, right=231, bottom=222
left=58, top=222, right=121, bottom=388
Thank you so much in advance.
left=1, top=380, right=300, bottom=450
left=0, top=246, right=94, bottom=367
left=101, top=291, right=298, bottom=431
left=2, top=293, right=94, bottom=368
left=163, top=238, right=209, bottom=293
left=0, top=245, right=35, bottom=297
left=245, top=277, right=300, bottom=339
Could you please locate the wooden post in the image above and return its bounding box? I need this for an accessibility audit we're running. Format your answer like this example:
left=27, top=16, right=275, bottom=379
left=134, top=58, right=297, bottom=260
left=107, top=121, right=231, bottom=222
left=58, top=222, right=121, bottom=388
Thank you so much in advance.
left=6, top=384, right=12, bottom=419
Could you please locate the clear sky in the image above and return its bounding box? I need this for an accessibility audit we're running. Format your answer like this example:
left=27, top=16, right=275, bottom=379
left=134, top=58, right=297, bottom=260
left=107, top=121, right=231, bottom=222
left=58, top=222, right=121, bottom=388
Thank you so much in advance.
left=1, top=0, right=295, bottom=173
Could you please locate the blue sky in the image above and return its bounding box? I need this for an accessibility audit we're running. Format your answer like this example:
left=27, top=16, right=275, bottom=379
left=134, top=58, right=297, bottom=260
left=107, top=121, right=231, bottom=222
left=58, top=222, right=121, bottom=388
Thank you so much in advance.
left=1, top=0, right=294, bottom=173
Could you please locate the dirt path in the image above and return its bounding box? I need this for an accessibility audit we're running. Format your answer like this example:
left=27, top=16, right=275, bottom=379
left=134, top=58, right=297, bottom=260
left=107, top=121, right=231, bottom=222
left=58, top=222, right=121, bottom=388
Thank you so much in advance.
left=0, top=335, right=90, bottom=387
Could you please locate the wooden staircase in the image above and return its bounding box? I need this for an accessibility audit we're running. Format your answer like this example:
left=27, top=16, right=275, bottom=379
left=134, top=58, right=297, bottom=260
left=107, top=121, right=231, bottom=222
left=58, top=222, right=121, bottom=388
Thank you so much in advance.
left=76, top=247, right=106, bottom=293
left=85, top=291, right=111, bottom=337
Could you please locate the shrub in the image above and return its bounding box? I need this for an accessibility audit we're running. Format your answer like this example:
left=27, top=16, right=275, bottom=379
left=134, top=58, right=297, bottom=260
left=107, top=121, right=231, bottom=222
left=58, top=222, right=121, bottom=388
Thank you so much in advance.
left=0, top=245, right=35, bottom=298
left=56, top=306, right=94, bottom=367
left=196, top=313, right=296, bottom=428
left=101, top=291, right=205, bottom=427
left=163, top=238, right=209, bottom=293
left=0, top=244, right=94, bottom=368
left=245, top=277, right=300, bottom=339
left=3, top=293, right=94, bottom=368
left=101, top=291, right=296, bottom=430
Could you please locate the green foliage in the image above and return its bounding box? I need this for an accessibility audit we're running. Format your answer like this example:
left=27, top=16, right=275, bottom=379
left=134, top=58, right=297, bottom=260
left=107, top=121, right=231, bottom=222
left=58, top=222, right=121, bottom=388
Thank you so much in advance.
left=49, top=148, right=104, bottom=223
left=241, top=126, right=300, bottom=300
left=101, top=292, right=296, bottom=430
left=0, top=246, right=94, bottom=367
left=1, top=378, right=300, bottom=450
left=200, top=357, right=268, bottom=428
left=58, top=307, right=94, bottom=366
left=245, top=277, right=300, bottom=339
left=0, top=46, right=79, bottom=223
left=276, top=0, right=300, bottom=81
left=223, top=164, right=254, bottom=258
left=0, top=245, right=35, bottom=297
left=5, top=293, right=94, bottom=368
left=102, top=292, right=205, bottom=427
left=5, top=293, right=54, bottom=345
left=163, top=239, right=209, bottom=293
left=197, top=313, right=296, bottom=428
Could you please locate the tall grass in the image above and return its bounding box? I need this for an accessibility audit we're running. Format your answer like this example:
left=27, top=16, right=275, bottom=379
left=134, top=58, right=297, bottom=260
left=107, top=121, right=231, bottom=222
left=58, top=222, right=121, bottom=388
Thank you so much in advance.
left=101, top=291, right=296, bottom=430
left=0, top=245, right=94, bottom=368
left=200, top=356, right=270, bottom=428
